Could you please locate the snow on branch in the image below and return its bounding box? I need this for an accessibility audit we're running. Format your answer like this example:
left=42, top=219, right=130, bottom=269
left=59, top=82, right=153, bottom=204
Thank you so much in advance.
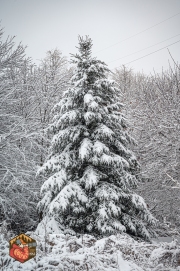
left=80, top=166, right=106, bottom=189
left=40, top=169, right=67, bottom=195
left=79, top=138, right=93, bottom=162
left=49, top=182, right=88, bottom=213
left=93, top=124, right=115, bottom=141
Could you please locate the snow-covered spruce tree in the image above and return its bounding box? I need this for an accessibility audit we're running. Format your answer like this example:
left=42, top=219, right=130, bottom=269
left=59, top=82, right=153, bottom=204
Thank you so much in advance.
left=37, top=36, right=156, bottom=240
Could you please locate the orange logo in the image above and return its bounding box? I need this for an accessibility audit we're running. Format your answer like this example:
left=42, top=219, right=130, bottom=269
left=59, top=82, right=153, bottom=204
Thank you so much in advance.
left=9, top=233, right=36, bottom=263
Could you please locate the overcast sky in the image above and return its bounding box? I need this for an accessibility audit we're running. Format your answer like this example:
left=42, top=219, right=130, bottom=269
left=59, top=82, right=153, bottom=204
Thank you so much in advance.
left=0, top=0, right=180, bottom=74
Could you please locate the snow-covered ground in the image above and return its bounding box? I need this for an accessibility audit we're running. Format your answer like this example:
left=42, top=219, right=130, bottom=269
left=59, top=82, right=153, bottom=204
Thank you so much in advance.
left=152, top=237, right=180, bottom=245
left=0, top=229, right=180, bottom=271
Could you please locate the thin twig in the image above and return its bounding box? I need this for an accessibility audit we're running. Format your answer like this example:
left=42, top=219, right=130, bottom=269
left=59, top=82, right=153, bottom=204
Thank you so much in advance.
left=167, top=48, right=180, bottom=70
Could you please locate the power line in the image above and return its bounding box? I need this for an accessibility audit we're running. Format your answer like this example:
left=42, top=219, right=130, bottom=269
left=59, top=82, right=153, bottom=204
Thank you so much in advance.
left=117, top=40, right=180, bottom=67
left=95, top=12, right=180, bottom=53
left=108, top=34, right=180, bottom=64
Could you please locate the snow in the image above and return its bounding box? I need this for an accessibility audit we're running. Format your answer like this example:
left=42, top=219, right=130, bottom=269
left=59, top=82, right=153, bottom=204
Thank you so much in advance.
left=152, top=237, right=180, bottom=245
left=54, top=97, right=74, bottom=114
left=93, top=140, right=110, bottom=156
left=88, top=64, right=98, bottom=73
left=95, top=184, right=120, bottom=201
left=113, top=221, right=126, bottom=231
left=40, top=169, right=67, bottom=194
left=108, top=201, right=121, bottom=216
left=83, top=92, right=100, bottom=111
left=88, top=100, right=99, bottom=110
left=48, top=181, right=88, bottom=213
left=84, top=93, right=94, bottom=105
left=35, top=217, right=62, bottom=235
left=36, top=155, right=61, bottom=175
left=93, top=123, right=115, bottom=141
left=116, top=251, right=144, bottom=271
left=99, top=206, right=109, bottom=219
left=1, top=231, right=180, bottom=270
left=56, top=110, right=79, bottom=128
left=100, top=153, right=114, bottom=165
left=84, top=111, right=102, bottom=124
left=38, top=191, right=52, bottom=211
left=52, top=125, right=85, bottom=147
left=80, top=166, right=102, bottom=189
left=79, top=138, right=92, bottom=161
left=131, top=194, right=147, bottom=210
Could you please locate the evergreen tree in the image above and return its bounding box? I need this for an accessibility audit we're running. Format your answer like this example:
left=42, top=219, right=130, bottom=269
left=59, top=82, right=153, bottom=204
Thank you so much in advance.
left=37, top=36, right=156, bottom=240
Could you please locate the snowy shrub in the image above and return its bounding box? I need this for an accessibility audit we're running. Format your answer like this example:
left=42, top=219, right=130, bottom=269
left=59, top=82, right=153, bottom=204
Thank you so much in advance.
left=0, top=231, right=180, bottom=270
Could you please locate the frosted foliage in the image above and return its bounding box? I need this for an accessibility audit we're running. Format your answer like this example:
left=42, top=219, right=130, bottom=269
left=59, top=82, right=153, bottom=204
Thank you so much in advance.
left=100, top=153, right=115, bottom=166
left=38, top=191, right=52, bottom=212
left=144, top=210, right=156, bottom=224
left=93, top=152, right=129, bottom=169
left=95, top=185, right=121, bottom=201
left=100, top=224, right=114, bottom=234
left=79, top=138, right=93, bottom=161
left=131, top=194, right=147, bottom=210
left=49, top=182, right=88, bottom=213
left=57, top=150, right=73, bottom=168
left=108, top=202, right=121, bottom=216
left=37, top=155, right=60, bottom=174
left=115, top=140, right=128, bottom=154
left=94, top=124, right=115, bottom=140
left=123, top=172, right=137, bottom=187
left=114, top=154, right=130, bottom=168
left=41, top=169, right=67, bottom=194
left=40, top=149, right=74, bottom=173
left=113, top=221, right=126, bottom=231
left=122, top=214, right=136, bottom=232
left=52, top=128, right=70, bottom=144
left=88, top=64, right=98, bottom=72
left=88, top=100, right=99, bottom=111
left=80, top=166, right=102, bottom=189
left=98, top=206, right=109, bottom=219
left=56, top=110, right=79, bottom=128
left=93, top=141, right=110, bottom=156
left=52, top=125, right=85, bottom=147
left=84, top=111, right=102, bottom=125
left=84, top=93, right=94, bottom=105
left=58, top=98, right=74, bottom=114
left=84, top=93, right=99, bottom=111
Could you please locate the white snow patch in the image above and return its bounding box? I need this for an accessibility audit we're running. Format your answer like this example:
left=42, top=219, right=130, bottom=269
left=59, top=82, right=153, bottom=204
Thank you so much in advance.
left=131, top=194, right=147, bottom=210
left=79, top=138, right=93, bottom=161
left=49, top=182, right=88, bottom=213
left=94, top=124, right=115, bottom=140
left=40, top=169, right=67, bottom=194
left=93, top=140, right=110, bottom=156
left=35, top=216, right=62, bottom=235
left=80, top=166, right=101, bottom=189
left=84, top=93, right=94, bottom=106
left=1, top=231, right=180, bottom=270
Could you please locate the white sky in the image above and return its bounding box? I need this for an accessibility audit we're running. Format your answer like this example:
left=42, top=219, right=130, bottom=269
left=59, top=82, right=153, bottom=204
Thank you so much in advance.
left=0, top=0, right=180, bottom=74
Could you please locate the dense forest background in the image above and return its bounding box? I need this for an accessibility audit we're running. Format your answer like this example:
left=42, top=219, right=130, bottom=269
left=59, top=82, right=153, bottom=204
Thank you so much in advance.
left=0, top=27, right=179, bottom=235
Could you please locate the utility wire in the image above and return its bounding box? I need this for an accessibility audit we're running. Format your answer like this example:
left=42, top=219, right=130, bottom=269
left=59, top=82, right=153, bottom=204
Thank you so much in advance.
left=108, top=34, right=180, bottom=64
left=95, top=12, right=180, bottom=53
left=119, top=40, right=180, bottom=66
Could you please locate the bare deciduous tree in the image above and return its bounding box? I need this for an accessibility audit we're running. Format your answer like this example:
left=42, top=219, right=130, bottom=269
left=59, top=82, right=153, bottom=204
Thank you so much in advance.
left=112, top=64, right=180, bottom=232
